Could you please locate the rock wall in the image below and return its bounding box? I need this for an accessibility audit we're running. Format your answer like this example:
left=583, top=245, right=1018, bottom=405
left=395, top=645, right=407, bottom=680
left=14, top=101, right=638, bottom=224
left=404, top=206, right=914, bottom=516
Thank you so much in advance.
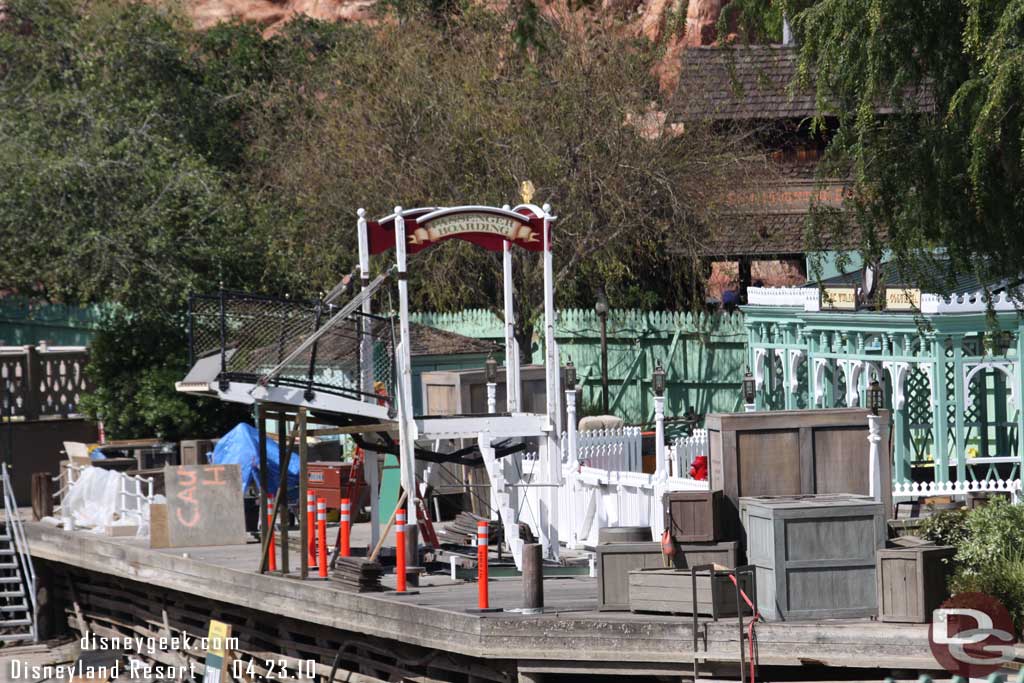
left=177, top=0, right=727, bottom=53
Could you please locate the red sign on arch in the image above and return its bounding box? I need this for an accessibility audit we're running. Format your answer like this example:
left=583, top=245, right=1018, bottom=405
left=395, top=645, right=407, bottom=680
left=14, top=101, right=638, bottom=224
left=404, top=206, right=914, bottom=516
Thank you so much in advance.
left=366, top=206, right=547, bottom=254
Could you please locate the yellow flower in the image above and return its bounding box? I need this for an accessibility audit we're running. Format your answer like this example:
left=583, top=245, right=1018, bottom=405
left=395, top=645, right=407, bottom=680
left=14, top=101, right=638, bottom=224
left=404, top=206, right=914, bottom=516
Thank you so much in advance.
left=966, top=446, right=979, bottom=459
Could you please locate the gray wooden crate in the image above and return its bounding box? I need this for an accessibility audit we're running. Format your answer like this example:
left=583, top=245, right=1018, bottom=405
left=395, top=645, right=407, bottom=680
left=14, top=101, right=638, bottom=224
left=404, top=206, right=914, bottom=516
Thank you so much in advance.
left=628, top=568, right=754, bottom=616
left=877, top=545, right=955, bottom=623
left=706, top=409, right=893, bottom=537
left=740, top=494, right=886, bottom=621
left=664, top=491, right=725, bottom=543
left=597, top=540, right=740, bottom=611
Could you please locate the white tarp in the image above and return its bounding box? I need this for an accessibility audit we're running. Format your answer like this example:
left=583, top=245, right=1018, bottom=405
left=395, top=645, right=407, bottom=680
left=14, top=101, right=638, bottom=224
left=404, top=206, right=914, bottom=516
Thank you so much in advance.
left=60, top=467, right=161, bottom=537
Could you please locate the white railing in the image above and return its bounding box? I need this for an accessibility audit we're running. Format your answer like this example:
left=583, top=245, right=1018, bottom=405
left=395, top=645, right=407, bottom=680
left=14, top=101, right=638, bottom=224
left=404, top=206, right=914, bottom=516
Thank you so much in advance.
left=669, top=429, right=707, bottom=478
left=119, top=473, right=155, bottom=528
left=54, top=464, right=155, bottom=531
left=892, top=478, right=1022, bottom=502
left=575, top=426, right=642, bottom=472
left=560, top=465, right=709, bottom=547
left=920, top=289, right=1020, bottom=314
left=2, top=462, right=37, bottom=642
left=747, top=286, right=816, bottom=308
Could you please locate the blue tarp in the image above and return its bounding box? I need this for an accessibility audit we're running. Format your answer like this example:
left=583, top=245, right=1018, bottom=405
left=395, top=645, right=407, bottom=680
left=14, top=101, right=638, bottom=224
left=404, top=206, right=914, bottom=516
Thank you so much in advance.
left=210, top=422, right=300, bottom=499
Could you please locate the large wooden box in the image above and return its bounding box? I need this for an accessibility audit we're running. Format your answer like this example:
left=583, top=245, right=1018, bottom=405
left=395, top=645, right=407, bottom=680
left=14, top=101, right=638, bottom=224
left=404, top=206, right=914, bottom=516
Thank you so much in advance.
left=597, top=542, right=672, bottom=612
left=629, top=568, right=754, bottom=616
left=705, top=409, right=892, bottom=535
left=741, top=494, right=886, bottom=621
left=664, top=491, right=725, bottom=543
left=877, top=545, right=956, bottom=623
left=597, top=541, right=740, bottom=611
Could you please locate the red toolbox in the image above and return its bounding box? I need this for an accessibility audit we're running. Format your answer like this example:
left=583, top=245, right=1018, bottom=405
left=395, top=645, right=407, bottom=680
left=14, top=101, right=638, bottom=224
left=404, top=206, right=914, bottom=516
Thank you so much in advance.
left=307, top=461, right=367, bottom=511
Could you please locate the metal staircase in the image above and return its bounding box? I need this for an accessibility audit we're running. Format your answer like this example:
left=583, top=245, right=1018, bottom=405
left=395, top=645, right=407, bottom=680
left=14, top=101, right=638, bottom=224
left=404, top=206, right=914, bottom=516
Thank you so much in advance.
left=0, top=463, right=36, bottom=643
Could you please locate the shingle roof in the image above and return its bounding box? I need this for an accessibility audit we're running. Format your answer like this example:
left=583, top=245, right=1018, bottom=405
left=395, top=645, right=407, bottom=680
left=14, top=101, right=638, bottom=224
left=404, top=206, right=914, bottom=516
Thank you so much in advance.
left=408, top=323, right=498, bottom=357
left=672, top=45, right=934, bottom=122
left=673, top=46, right=815, bottom=122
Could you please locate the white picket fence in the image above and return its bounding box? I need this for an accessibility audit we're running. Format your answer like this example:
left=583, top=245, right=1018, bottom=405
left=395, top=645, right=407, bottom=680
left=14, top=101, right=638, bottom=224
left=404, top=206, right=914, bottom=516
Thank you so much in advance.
left=575, top=426, right=643, bottom=472
left=669, top=428, right=707, bottom=478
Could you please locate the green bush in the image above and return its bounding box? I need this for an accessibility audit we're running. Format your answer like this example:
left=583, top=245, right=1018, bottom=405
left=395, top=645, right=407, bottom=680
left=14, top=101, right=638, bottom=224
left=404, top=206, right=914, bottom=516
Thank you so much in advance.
left=933, top=499, right=1024, bottom=634
left=919, top=507, right=971, bottom=549
left=955, top=498, right=1024, bottom=571
left=951, top=549, right=1024, bottom=635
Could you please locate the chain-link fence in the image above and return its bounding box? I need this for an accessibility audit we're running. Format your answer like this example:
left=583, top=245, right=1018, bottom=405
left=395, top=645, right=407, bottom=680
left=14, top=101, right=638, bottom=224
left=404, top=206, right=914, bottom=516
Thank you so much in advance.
left=188, top=291, right=396, bottom=409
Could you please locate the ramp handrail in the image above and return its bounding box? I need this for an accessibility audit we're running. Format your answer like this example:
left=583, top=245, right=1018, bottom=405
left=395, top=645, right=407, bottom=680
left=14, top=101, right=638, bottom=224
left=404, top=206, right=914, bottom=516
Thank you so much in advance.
left=257, top=267, right=395, bottom=387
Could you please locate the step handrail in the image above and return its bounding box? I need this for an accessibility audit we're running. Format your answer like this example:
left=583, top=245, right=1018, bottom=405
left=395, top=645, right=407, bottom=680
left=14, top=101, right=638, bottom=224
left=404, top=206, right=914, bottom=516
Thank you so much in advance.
left=1, top=462, right=37, bottom=641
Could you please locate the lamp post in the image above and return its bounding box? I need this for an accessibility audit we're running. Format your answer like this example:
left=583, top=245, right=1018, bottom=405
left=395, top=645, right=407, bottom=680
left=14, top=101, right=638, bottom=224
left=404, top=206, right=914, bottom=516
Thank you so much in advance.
left=866, top=378, right=884, bottom=502
left=565, top=358, right=579, bottom=459
left=595, top=288, right=609, bottom=415
left=743, top=368, right=757, bottom=413
left=485, top=353, right=498, bottom=415
left=563, top=358, right=582, bottom=547
left=653, top=361, right=667, bottom=476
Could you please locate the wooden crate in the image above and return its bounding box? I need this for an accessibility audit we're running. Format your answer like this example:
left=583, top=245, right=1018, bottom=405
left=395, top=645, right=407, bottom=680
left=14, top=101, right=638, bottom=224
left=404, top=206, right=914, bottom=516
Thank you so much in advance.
left=596, top=542, right=672, bottom=612
left=664, top=491, right=725, bottom=543
left=597, top=540, right=742, bottom=611
left=877, top=545, right=955, bottom=623
left=741, top=494, right=886, bottom=621
left=628, top=568, right=754, bottom=616
left=705, top=409, right=893, bottom=536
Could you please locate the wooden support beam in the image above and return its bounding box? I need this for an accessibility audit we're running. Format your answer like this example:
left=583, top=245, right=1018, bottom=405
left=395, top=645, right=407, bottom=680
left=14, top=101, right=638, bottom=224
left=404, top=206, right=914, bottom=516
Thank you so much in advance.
left=299, top=408, right=309, bottom=580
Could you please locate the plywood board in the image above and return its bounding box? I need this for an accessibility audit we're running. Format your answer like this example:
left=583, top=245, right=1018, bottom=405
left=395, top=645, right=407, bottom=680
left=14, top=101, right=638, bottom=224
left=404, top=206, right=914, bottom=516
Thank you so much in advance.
left=163, top=464, right=247, bottom=548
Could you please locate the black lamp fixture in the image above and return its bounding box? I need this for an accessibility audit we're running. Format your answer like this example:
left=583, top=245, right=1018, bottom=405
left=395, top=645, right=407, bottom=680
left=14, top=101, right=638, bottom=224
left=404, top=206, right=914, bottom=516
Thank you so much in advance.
left=652, top=361, right=667, bottom=397
left=565, top=357, right=577, bottom=390
left=485, top=353, right=499, bottom=384
left=594, top=288, right=609, bottom=318
left=742, top=368, right=756, bottom=404
left=868, top=378, right=883, bottom=415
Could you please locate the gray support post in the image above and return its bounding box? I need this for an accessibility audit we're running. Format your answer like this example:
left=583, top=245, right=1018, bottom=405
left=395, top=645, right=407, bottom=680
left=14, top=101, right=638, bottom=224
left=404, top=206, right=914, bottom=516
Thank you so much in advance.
left=257, top=405, right=269, bottom=574
left=298, top=409, right=308, bottom=580
left=522, top=543, right=543, bottom=614
left=277, top=413, right=290, bottom=575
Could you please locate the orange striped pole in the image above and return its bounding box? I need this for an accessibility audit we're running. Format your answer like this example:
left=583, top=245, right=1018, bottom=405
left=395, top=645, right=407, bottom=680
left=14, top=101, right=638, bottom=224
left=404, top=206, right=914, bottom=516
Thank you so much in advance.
left=339, top=498, right=352, bottom=558
left=477, top=521, right=489, bottom=609
left=266, top=493, right=277, bottom=572
left=317, top=498, right=328, bottom=579
left=307, top=491, right=317, bottom=567
left=395, top=509, right=407, bottom=593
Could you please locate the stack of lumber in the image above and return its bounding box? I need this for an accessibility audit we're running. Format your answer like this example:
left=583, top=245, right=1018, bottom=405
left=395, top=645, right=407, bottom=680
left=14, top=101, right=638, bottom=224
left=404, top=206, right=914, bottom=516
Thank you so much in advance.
left=330, top=556, right=384, bottom=592
left=439, top=512, right=504, bottom=546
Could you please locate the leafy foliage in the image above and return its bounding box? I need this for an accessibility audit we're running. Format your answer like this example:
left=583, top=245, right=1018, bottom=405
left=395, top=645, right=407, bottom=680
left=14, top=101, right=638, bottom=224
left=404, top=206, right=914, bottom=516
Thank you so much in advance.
left=953, top=497, right=1024, bottom=571
left=921, top=499, right=1024, bottom=633
left=761, top=0, right=1024, bottom=295
left=919, top=506, right=971, bottom=549
left=248, top=11, right=762, bottom=350
left=1, top=0, right=758, bottom=434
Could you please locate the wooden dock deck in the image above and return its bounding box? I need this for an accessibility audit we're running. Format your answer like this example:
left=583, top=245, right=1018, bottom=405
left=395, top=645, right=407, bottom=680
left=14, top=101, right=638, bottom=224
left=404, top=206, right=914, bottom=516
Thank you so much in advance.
left=23, top=519, right=954, bottom=680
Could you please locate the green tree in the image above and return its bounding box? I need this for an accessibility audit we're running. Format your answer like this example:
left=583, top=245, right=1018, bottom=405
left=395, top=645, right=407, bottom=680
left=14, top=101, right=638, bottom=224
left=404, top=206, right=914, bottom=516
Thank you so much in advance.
left=737, top=0, right=1024, bottom=296
left=0, top=0, right=278, bottom=437
left=247, top=12, right=763, bottom=354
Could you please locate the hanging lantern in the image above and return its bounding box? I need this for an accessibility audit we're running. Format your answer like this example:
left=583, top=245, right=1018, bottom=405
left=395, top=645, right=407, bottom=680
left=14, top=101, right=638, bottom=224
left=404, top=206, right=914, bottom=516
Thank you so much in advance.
left=485, top=353, right=498, bottom=384
left=565, top=358, right=577, bottom=390
left=868, top=379, right=884, bottom=415
left=742, top=368, right=757, bottom=404
left=652, top=361, right=667, bottom=397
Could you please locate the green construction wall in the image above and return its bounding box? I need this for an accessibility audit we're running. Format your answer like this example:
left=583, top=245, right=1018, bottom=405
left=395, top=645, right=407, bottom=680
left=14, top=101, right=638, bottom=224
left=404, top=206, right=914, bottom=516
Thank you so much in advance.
left=0, top=297, right=105, bottom=346
left=411, top=309, right=747, bottom=427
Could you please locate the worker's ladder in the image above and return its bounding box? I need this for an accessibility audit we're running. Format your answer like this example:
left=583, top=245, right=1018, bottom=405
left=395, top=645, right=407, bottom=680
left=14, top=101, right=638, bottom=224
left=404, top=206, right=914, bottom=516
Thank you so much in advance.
left=0, top=463, right=37, bottom=644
